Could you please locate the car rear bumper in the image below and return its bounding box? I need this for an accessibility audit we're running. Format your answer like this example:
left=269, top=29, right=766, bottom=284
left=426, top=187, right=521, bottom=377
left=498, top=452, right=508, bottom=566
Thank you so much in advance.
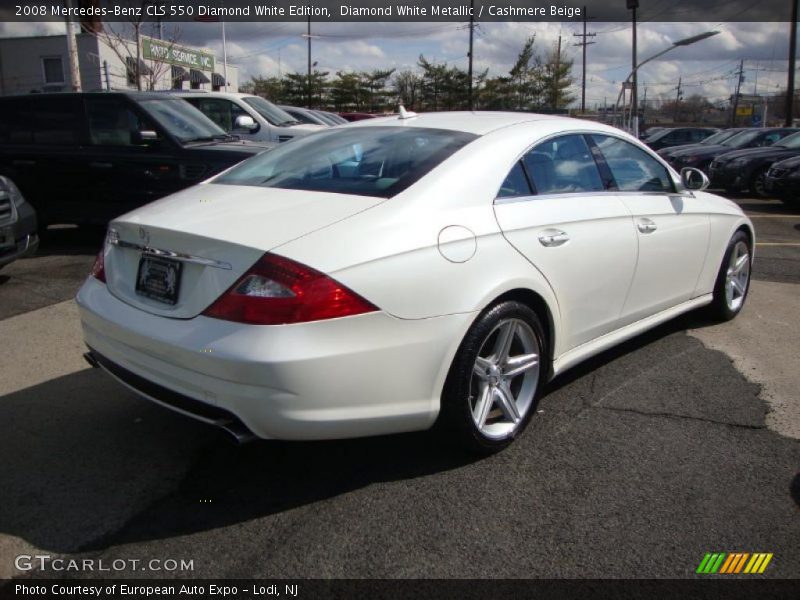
left=76, top=277, right=474, bottom=440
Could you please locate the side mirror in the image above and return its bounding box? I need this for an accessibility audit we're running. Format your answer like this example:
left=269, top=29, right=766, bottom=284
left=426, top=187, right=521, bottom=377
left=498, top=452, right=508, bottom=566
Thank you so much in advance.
left=134, top=130, right=159, bottom=144
left=680, top=167, right=710, bottom=191
left=234, top=115, right=258, bottom=131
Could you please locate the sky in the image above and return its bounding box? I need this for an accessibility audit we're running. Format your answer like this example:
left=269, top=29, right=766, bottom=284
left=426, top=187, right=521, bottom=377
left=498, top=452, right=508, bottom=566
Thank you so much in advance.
left=1, top=19, right=795, bottom=109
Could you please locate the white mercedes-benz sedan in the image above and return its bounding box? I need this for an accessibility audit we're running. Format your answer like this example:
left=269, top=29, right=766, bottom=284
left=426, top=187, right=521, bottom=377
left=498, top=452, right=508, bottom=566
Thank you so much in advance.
left=77, top=112, right=754, bottom=452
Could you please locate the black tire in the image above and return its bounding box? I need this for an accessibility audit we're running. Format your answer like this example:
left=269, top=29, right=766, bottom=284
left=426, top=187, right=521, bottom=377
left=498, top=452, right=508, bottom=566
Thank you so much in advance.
left=438, top=300, right=548, bottom=454
left=750, top=168, right=770, bottom=199
left=706, top=230, right=752, bottom=322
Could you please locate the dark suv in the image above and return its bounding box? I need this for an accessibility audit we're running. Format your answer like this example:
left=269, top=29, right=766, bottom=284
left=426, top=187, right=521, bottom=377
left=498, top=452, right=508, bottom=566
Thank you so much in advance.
left=0, top=93, right=273, bottom=227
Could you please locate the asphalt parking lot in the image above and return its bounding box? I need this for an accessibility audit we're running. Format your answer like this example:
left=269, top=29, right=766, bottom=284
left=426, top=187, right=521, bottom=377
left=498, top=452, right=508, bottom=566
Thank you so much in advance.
left=0, top=196, right=798, bottom=580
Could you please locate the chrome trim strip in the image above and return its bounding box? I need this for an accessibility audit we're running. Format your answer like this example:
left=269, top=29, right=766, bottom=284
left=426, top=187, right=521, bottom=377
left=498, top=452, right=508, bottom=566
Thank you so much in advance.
left=108, top=237, right=232, bottom=270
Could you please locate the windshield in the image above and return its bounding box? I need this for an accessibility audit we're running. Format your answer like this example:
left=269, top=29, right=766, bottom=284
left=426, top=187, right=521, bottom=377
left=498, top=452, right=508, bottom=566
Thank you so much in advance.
left=721, top=130, right=763, bottom=147
left=138, top=98, right=227, bottom=142
left=242, top=96, right=297, bottom=126
left=775, top=132, right=800, bottom=148
left=214, top=126, right=477, bottom=198
left=701, top=130, right=737, bottom=145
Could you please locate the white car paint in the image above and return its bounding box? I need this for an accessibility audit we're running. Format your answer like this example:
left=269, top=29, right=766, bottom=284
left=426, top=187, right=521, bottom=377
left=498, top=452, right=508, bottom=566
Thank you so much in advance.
left=174, top=92, right=325, bottom=143
left=76, top=112, right=754, bottom=441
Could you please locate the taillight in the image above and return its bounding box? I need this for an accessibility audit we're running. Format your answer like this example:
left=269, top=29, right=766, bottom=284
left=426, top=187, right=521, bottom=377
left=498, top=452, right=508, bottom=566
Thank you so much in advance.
left=90, top=248, right=106, bottom=283
left=202, top=253, right=377, bottom=325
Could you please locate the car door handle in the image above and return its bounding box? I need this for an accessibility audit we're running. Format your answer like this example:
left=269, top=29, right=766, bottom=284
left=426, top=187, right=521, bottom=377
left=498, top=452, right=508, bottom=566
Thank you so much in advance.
left=637, top=218, right=657, bottom=234
left=12, top=159, right=35, bottom=166
left=90, top=162, right=113, bottom=169
left=538, top=229, right=570, bottom=247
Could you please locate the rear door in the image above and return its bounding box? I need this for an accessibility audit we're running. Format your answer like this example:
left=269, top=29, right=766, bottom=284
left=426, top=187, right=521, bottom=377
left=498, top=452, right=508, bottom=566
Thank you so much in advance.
left=589, top=134, right=709, bottom=323
left=493, top=133, right=638, bottom=352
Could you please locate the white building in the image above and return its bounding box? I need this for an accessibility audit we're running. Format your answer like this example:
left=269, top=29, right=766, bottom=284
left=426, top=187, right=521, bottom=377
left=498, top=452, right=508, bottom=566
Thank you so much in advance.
left=0, top=32, right=238, bottom=95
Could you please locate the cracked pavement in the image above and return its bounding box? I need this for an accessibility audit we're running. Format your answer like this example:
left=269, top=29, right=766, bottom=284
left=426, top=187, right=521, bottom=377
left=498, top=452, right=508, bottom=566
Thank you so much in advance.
left=1, top=201, right=798, bottom=580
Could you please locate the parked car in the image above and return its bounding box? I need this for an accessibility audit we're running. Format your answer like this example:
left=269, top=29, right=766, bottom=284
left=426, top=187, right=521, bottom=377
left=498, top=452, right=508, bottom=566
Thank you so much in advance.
left=0, top=175, right=38, bottom=270
left=658, top=128, right=747, bottom=161
left=279, top=105, right=334, bottom=127
left=0, top=92, right=272, bottom=227
left=318, top=111, right=349, bottom=125
left=174, top=91, right=324, bottom=143
left=77, top=112, right=753, bottom=453
left=667, top=127, right=799, bottom=174
left=708, top=131, right=800, bottom=197
left=340, top=112, right=377, bottom=122
left=643, top=127, right=719, bottom=151
left=764, top=155, right=800, bottom=203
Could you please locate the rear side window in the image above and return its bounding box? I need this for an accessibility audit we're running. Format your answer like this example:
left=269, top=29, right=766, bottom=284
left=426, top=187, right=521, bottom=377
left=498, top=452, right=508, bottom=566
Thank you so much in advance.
left=497, top=162, right=532, bottom=198
left=214, top=126, right=477, bottom=198
left=0, top=97, right=80, bottom=146
left=522, top=134, right=604, bottom=194
left=591, top=135, right=673, bottom=193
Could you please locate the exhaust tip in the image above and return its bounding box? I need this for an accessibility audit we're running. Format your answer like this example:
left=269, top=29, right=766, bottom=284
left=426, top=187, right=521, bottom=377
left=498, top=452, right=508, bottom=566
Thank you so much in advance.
left=83, top=352, right=100, bottom=369
left=219, top=420, right=258, bottom=445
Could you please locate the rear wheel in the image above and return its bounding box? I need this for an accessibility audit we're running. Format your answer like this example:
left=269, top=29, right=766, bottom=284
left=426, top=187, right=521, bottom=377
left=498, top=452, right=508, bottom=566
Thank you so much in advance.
left=707, top=231, right=752, bottom=321
left=439, top=301, right=546, bottom=453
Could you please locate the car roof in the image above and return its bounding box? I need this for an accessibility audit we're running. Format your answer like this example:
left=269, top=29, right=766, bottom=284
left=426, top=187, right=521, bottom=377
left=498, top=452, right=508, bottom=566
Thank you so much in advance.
left=1, top=91, right=186, bottom=101
left=344, top=111, right=581, bottom=136
left=169, top=91, right=255, bottom=99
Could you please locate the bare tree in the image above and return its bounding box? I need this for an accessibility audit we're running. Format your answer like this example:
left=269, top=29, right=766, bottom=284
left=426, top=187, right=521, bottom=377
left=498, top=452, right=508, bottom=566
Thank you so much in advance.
left=82, top=1, right=181, bottom=91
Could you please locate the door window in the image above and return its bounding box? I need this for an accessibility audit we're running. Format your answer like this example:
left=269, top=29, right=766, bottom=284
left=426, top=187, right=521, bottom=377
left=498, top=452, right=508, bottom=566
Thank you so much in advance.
left=191, top=98, right=249, bottom=131
left=86, top=98, right=154, bottom=146
left=590, top=135, right=674, bottom=193
left=521, top=134, right=604, bottom=195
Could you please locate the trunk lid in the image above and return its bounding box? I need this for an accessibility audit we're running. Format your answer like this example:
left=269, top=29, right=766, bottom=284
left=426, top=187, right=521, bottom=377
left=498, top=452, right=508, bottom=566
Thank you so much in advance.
left=104, top=183, right=384, bottom=318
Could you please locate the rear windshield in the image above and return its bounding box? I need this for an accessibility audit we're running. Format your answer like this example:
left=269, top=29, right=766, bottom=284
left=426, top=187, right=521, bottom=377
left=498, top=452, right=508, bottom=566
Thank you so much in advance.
left=213, top=126, right=477, bottom=198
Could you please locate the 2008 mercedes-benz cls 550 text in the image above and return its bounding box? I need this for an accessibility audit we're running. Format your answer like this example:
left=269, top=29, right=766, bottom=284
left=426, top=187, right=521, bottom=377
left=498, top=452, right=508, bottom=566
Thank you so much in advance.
left=77, top=112, right=754, bottom=453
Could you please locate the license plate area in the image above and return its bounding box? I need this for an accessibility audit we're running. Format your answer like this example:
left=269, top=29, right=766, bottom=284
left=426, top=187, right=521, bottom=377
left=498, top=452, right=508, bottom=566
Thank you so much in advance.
left=135, top=255, right=182, bottom=305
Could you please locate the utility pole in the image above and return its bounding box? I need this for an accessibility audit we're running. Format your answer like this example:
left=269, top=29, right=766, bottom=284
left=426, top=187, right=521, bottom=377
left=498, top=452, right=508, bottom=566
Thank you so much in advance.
left=63, top=0, right=81, bottom=91
left=573, top=6, right=596, bottom=114
left=731, top=59, right=744, bottom=126
left=307, top=16, right=312, bottom=108
left=628, top=0, right=639, bottom=135
left=468, top=0, right=475, bottom=110
left=553, top=34, right=562, bottom=111
left=673, top=77, right=682, bottom=123
left=103, top=60, right=110, bottom=91
left=786, top=0, right=798, bottom=126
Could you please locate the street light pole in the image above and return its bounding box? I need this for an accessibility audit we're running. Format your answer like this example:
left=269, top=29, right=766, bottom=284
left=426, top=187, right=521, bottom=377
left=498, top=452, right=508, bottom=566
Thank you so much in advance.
left=614, top=30, right=719, bottom=133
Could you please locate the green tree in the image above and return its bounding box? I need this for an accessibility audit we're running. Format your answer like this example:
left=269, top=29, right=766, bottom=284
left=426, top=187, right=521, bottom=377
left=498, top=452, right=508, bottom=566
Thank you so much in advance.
left=538, top=41, right=575, bottom=111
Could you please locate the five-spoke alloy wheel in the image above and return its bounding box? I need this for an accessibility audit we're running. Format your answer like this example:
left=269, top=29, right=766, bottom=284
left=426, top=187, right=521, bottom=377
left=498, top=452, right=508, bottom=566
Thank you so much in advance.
left=440, top=301, right=547, bottom=453
left=709, top=230, right=752, bottom=321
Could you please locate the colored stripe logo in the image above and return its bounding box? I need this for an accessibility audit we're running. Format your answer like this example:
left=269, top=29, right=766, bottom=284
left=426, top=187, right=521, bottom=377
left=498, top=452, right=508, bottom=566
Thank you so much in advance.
left=696, top=552, right=773, bottom=574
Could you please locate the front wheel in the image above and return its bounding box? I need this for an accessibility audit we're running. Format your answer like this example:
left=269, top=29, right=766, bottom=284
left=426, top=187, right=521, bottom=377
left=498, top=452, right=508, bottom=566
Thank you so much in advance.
left=439, top=301, right=547, bottom=454
left=707, top=231, right=752, bottom=321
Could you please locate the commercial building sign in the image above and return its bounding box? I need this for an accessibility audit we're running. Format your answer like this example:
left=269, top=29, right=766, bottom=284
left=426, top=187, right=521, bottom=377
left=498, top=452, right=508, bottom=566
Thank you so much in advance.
left=141, top=37, right=214, bottom=71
